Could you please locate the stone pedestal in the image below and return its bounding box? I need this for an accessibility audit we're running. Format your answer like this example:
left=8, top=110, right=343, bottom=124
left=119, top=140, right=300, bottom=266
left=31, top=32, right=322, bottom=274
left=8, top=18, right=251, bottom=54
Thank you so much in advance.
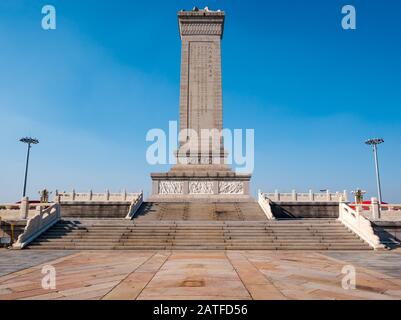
left=150, top=171, right=251, bottom=202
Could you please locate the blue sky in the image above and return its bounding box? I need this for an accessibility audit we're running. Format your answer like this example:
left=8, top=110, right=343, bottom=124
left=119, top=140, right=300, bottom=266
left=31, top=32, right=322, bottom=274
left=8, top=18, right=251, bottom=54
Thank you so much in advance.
left=0, top=0, right=400, bottom=202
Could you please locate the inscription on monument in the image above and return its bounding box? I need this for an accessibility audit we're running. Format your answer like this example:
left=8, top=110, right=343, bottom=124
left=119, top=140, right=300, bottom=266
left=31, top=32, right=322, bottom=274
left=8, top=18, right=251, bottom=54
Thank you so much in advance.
left=189, top=42, right=216, bottom=135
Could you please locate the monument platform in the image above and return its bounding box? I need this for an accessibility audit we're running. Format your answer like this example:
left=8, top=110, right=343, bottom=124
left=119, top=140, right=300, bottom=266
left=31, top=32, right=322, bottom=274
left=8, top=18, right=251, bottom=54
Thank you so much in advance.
left=150, top=170, right=251, bottom=202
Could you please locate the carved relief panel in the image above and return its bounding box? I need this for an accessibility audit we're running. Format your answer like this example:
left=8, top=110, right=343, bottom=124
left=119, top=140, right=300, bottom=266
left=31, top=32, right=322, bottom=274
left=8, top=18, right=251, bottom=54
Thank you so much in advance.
left=218, top=181, right=244, bottom=195
left=189, top=181, right=214, bottom=194
left=159, top=181, right=184, bottom=195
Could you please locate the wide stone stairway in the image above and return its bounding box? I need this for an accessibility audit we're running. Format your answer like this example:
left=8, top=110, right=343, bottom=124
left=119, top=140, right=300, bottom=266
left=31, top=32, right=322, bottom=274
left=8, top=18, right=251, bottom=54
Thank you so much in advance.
left=28, top=219, right=371, bottom=251
left=59, top=203, right=130, bottom=219
left=135, top=202, right=268, bottom=221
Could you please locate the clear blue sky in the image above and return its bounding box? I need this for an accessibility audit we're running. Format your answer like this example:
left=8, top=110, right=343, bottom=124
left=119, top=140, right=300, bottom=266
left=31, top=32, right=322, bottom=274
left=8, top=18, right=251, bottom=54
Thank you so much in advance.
left=0, top=0, right=400, bottom=202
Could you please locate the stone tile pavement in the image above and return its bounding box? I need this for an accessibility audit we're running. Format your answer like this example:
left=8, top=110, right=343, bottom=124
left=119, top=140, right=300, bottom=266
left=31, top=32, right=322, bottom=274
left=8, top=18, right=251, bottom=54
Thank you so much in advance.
left=0, top=250, right=400, bottom=300
left=0, top=250, right=73, bottom=277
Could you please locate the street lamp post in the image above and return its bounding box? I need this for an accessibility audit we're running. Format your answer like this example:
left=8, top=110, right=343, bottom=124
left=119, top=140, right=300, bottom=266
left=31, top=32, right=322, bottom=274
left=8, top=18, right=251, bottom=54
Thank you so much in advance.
left=365, top=138, right=384, bottom=205
left=19, top=137, right=39, bottom=198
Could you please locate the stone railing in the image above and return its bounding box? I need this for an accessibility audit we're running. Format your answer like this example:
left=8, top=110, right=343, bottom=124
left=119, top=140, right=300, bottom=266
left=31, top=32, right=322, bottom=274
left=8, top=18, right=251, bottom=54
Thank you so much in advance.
left=13, top=203, right=61, bottom=249
left=265, top=190, right=348, bottom=203
left=0, top=203, right=44, bottom=211
left=0, top=199, right=44, bottom=220
left=338, top=201, right=384, bottom=250
left=377, top=204, right=401, bottom=220
left=126, top=192, right=144, bottom=220
left=350, top=199, right=401, bottom=221
left=258, top=191, right=275, bottom=220
left=55, top=190, right=142, bottom=203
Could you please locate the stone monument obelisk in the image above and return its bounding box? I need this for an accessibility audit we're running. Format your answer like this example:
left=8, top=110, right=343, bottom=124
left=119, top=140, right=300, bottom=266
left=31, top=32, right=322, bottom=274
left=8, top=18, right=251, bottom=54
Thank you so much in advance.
left=151, top=7, right=251, bottom=201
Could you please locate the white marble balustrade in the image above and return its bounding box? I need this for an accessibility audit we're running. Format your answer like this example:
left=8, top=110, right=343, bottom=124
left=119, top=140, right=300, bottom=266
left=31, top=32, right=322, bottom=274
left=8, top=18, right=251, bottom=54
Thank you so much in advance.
left=264, top=190, right=348, bottom=203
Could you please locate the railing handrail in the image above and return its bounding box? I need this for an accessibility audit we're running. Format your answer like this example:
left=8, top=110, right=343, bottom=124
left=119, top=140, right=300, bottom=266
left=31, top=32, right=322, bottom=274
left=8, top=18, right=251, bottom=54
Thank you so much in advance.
left=0, top=203, right=54, bottom=209
left=258, top=191, right=275, bottom=220
left=263, top=190, right=347, bottom=202
left=349, top=201, right=401, bottom=220
left=13, top=203, right=61, bottom=249
left=55, top=190, right=142, bottom=203
left=126, top=192, right=144, bottom=220
left=338, top=202, right=384, bottom=249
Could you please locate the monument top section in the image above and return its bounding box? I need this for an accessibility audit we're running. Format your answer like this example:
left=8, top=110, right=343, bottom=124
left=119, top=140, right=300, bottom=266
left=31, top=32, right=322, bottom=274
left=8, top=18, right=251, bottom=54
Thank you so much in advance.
left=178, top=7, right=225, bottom=39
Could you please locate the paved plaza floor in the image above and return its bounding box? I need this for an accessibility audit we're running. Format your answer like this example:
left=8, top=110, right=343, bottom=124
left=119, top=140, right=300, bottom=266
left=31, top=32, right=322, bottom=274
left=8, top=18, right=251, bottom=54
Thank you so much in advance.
left=0, top=250, right=401, bottom=300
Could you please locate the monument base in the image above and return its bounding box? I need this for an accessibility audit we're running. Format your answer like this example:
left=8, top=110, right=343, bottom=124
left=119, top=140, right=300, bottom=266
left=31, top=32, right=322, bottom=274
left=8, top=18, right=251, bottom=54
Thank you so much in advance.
left=150, top=169, right=252, bottom=202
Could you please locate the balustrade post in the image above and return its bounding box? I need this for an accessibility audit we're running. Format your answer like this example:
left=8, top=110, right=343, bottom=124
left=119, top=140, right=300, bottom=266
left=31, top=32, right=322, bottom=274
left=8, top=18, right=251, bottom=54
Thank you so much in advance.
left=19, top=197, right=29, bottom=220
left=54, top=190, right=60, bottom=203
left=339, top=196, right=346, bottom=218
left=89, top=190, right=93, bottom=201
left=106, top=189, right=110, bottom=201
left=355, top=203, right=361, bottom=215
left=309, top=190, right=314, bottom=201
left=292, top=190, right=297, bottom=201
left=274, top=190, right=279, bottom=202
left=371, top=197, right=380, bottom=220
left=36, top=205, right=43, bottom=216
left=72, top=189, right=76, bottom=201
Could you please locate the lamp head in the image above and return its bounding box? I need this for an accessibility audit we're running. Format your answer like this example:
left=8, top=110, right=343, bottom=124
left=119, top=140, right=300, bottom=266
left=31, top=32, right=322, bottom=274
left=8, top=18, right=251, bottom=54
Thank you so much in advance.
left=19, top=137, right=39, bottom=145
left=365, top=138, right=384, bottom=146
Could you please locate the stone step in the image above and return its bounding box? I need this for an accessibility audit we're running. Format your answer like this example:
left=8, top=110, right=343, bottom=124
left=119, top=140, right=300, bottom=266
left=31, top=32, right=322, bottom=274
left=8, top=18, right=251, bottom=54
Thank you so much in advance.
left=57, top=221, right=342, bottom=225
left=28, top=244, right=370, bottom=251
left=32, top=238, right=366, bottom=246
left=31, top=237, right=366, bottom=245
left=28, top=216, right=372, bottom=250
left=43, top=227, right=353, bottom=231
left=47, top=225, right=350, bottom=230
left=32, top=231, right=361, bottom=238
left=40, top=233, right=357, bottom=240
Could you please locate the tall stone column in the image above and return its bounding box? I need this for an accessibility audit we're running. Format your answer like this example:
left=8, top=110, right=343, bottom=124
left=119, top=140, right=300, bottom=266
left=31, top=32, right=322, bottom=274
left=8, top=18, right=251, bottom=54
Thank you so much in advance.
left=177, top=8, right=225, bottom=165
left=150, top=7, right=252, bottom=202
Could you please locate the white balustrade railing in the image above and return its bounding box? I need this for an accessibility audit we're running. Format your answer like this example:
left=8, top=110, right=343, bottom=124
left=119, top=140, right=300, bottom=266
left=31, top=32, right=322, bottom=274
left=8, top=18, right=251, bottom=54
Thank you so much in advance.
left=351, top=201, right=401, bottom=221
left=258, top=191, right=275, bottom=220
left=265, top=190, right=347, bottom=203
left=0, top=201, right=47, bottom=220
left=338, top=201, right=384, bottom=249
left=56, top=190, right=142, bottom=203
left=13, top=203, right=61, bottom=249
left=0, top=203, right=49, bottom=211
left=126, top=192, right=144, bottom=219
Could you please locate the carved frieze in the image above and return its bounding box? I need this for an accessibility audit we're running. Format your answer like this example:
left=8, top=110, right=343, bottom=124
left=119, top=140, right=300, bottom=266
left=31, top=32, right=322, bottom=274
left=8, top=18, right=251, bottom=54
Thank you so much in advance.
left=219, top=181, right=244, bottom=195
left=159, top=181, right=184, bottom=195
left=189, top=181, right=214, bottom=194
left=180, top=23, right=223, bottom=36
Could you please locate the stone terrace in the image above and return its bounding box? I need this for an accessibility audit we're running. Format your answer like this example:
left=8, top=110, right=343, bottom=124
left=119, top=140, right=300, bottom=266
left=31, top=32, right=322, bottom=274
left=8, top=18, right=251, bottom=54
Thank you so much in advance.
left=0, top=250, right=401, bottom=300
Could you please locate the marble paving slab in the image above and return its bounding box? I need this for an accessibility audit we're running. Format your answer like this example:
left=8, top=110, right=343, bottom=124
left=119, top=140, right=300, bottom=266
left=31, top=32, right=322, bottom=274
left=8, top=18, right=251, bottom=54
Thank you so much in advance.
left=0, top=250, right=400, bottom=300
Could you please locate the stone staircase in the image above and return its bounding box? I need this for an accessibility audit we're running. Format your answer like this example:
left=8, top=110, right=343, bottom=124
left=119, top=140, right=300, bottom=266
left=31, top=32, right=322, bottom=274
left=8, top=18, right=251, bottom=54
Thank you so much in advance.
left=60, top=203, right=130, bottom=219
left=28, top=218, right=372, bottom=250
left=135, top=202, right=268, bottom=221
